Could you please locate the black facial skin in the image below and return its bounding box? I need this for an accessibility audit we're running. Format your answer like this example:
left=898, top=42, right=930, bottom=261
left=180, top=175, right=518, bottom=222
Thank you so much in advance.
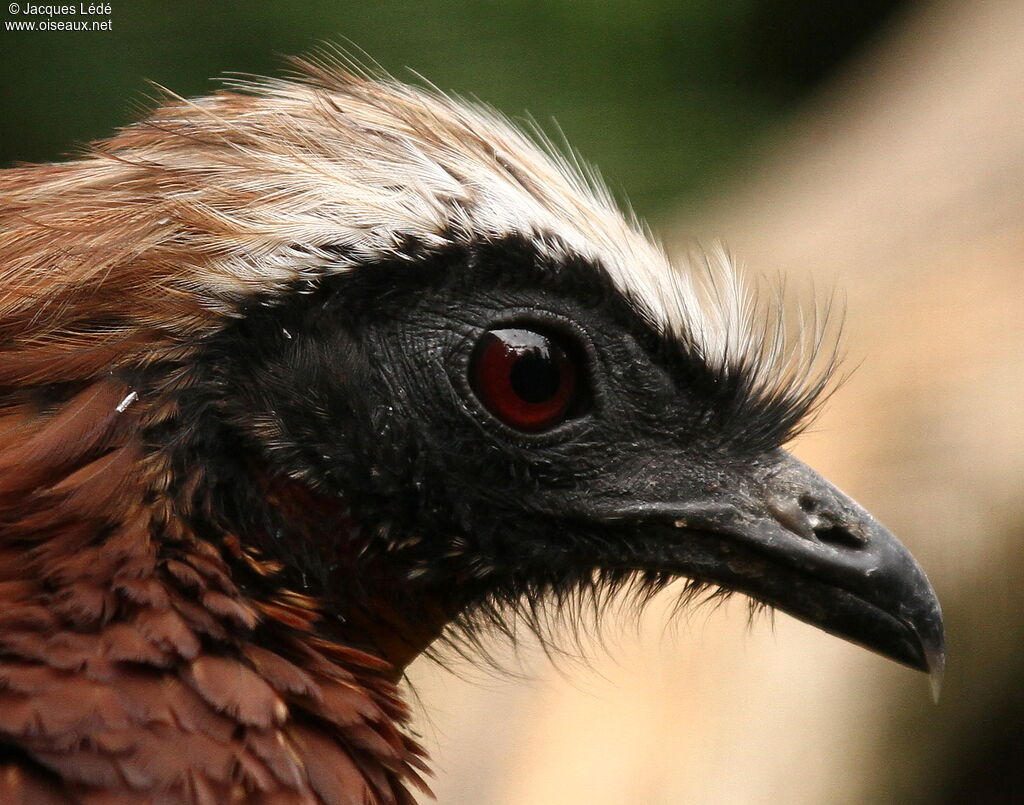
left=170, top=235, right=943, bottom=681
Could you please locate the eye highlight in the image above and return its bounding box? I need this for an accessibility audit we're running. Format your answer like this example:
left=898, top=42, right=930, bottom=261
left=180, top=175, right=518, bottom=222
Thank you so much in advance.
left=470, top=328, right=583, bottom=433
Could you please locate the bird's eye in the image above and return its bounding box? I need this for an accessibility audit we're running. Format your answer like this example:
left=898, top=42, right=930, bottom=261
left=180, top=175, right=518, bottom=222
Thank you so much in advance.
left=470, top=328, right=582, bottom=433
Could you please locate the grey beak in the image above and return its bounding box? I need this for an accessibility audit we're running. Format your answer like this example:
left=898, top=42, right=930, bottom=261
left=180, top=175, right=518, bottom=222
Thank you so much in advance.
left=673, top=452, right=944, bottom=684
left=590, top=449, right=944, bottom=688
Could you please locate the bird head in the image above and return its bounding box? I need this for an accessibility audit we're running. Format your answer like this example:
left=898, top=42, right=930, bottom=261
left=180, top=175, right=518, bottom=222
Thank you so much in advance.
left=0, top=58, right=943, bottom=693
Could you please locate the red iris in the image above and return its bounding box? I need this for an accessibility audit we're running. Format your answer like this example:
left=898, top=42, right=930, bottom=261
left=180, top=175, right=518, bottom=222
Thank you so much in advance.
left=470, top=328, right=578, bottom=432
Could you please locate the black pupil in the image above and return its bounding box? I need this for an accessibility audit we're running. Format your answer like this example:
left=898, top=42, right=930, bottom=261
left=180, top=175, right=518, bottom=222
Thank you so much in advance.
left=509, top=348, right=560, bottom=403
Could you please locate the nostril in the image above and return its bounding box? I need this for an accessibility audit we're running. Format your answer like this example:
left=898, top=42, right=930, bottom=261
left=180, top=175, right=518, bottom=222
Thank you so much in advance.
left=813, top=523, right=867, bottom=549
left=768, top=492, right=869, bottom=548
left=766, top=496, right=816, bottom=540
left=796, top=494, right=868, bottom=548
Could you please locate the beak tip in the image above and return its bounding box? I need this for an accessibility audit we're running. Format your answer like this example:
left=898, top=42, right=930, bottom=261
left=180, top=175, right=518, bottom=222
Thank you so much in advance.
left=925, top=643, right=946, bottom=700
left=910, top=596, right=945, bottom=702
left=923, top=631, right=945, bottom=704
left=928, top=662, right=944, bottom=703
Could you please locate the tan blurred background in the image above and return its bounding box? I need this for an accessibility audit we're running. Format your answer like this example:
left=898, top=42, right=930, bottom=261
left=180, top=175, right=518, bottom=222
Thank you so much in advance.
left=4, top=0, right=1021, bottom=801
left=408, top=1, right=1024, bottom=802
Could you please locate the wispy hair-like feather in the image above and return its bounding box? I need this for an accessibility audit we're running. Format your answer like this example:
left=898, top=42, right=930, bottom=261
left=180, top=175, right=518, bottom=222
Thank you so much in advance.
left=0, top=51, right=840, bottom=438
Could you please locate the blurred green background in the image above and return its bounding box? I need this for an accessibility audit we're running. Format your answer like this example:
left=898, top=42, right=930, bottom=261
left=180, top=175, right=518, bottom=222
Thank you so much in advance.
left=1, top=0, right=910, bottom=221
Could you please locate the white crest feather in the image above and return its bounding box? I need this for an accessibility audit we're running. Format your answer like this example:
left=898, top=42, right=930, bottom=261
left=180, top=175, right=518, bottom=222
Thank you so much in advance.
left=5, top=53, right=838, bottom=433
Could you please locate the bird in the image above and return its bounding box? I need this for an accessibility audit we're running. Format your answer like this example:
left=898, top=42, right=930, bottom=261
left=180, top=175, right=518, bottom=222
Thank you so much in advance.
left=0, top=56, right=943, bottom=804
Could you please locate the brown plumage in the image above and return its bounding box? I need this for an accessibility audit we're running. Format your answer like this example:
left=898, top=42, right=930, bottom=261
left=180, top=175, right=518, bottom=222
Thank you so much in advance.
left=0, top=63, right=441, bottom=805
left=0, top=382, right=430, bottom=804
